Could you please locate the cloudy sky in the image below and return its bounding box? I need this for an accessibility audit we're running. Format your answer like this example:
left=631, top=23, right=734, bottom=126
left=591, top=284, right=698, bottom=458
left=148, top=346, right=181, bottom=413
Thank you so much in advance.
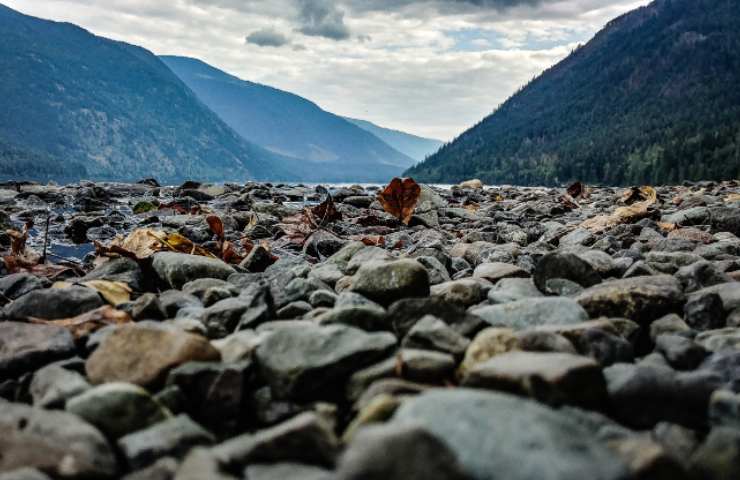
left=6, top=0, right=648, bottom=140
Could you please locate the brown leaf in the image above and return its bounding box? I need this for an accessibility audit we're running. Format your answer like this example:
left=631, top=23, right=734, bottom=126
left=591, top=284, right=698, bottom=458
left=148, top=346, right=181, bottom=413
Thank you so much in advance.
left=206, top=215, right=225, bottom=240
left=353, top=235, right=385, bottom=247
left=311, top=196, right=342, bottom=225
left=377, top=177, right=421, bottom=225
left=560, top=194, right=580, bottom=209
left=81, top=280, right=132, bottom=305
left=567, top=181, right=589, bottom=199
left=622, top=186, right=657, bottom=205
left=27, top=305, right=131, bottom=339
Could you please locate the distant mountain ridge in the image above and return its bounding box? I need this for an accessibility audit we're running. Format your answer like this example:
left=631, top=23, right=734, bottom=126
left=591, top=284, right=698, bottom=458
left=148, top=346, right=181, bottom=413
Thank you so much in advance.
left=161, top=56, right=416, bottom=182
left=342, top=117, right=443, bottom=162
left=0, top=3, right=293, bottom=183
left=406, top=0, right=740, bottom=185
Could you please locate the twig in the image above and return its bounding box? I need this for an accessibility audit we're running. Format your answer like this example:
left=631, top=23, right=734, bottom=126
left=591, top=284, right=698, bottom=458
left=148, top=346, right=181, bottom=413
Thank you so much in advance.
left=41, top=210, right=51, bottom=264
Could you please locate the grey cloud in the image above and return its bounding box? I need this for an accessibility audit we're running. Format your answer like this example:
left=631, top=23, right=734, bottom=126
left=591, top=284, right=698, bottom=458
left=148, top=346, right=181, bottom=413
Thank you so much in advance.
left=246, top=27, right=291, bottom=47
left=297, top=0, right=351, bottom=40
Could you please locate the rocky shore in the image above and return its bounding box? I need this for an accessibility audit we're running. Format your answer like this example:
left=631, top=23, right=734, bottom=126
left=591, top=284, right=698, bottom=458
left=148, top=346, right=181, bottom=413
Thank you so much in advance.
left=1, top=178, right=740, bottom=480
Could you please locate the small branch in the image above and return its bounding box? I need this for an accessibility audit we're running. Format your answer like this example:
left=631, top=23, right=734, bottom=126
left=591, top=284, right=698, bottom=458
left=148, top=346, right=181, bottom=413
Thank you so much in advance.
left=41, top=210, right=51, bottom=264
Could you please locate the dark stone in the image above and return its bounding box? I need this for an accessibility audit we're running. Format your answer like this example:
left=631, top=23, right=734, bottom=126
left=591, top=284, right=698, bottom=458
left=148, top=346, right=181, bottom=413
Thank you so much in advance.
left=533, top=252, right=602, bottom=293
left=4, top=286, right=104, bottom=320
left=118, top=415, right=215, bottom=470
left=0, top=274, right=47, bottom=306
left=655, top=334, right=708, bottom=370
left=684, top=293, right=726, bottom=331
left=0, top=322, right=76, bottom=378
left=336, top=424, right=468, bottom=480
left=166, top=361, right=251, bottom=435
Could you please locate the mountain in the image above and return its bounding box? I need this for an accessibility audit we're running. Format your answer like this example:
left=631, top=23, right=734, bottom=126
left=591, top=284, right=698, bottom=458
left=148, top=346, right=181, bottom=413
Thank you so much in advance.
left=406, top=0, right=740, bottom=186
left=0, top=4, right=293, bottom=184
left=342, top=117, right=443, bottom=162
left=161, top=56, right=416, bottom=182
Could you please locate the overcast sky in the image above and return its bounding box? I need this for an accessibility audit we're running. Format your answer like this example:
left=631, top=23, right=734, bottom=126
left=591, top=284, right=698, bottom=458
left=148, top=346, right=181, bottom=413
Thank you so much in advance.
left=6, top=0, right=649, bottom=140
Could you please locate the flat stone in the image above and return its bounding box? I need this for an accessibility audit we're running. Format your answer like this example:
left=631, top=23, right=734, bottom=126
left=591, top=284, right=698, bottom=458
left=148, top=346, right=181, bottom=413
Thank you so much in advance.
left=4, top=286, right=104, bottom=320
left=86, top=326, right=221, bottom=387
left=66, top=382, right=170, bottom=439
left=255, top=324, right=396, bottom=400
left=0, top=400, right=117, bottom=478
left=473, top=262, right=528, bottom=283
left=213, top=412, right=338, bottom=471
left=0, top=322, right=76, bottom=378
left=118, top=414, right=215, bottom=470
left=392, top=389, right=629, bottom=480
left=575, top=275, right=685, bottom=324
left=153, top=252, right=236, bottom=290
left=471, top=297, right=589, bottom=330
left=29, top=363, right=90, bottom=408
left=533, top=252, right=601, bottom=293
left=402, top=315, right=470, bottom=357
left=336, top=424, right=468, bottom=480
left=462, top=351, right=608, bottom=408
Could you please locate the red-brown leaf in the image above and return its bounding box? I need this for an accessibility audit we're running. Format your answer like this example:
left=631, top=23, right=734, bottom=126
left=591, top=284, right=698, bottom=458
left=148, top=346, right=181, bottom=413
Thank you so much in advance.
left=377, top=177, right=421, bottom=225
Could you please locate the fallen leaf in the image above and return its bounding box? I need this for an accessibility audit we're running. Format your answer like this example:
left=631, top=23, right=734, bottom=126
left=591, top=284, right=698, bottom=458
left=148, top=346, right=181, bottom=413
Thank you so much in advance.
left=27, top=305, right=131, bottom=339
left=311, top=195, right=342, bottom=225
left=206, top=215, right=225, bottom=240
left=622, top=186, right=657, bottom=205
left=377, top=177, right=421, bottom=225
left=726, top=193, right=740, bottom=203
left=560, top=194, right=580, bottom=209
left=82, top=280, right=133, bottom=305
left=463, top=202, right=480, bottom=213
left=567, top=181, right=589, bottom=199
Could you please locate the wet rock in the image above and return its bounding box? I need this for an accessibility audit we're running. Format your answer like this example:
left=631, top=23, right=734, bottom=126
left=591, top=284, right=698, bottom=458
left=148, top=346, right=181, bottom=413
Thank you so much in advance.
left=350, top=259, right=430, bottom=305
left=66, top=382, right=170, bottom=439
left=255, top=324, right=396, bottom=400
left=392, top=389, right=630, bottom=480
left=153, top=252, right=236, bottom=290
left=0, top=322, right=76, bottom=378
left=461, top=351, right=608, bottom=408
left=130, top=293, right=167, bottom=321
left=86, top=326, right=221, bottom=387
left=118, top=414, right=215, bottom=470
left=4, top=286, right=104, bottom=320
left=0, top=399, right=117, bottom=478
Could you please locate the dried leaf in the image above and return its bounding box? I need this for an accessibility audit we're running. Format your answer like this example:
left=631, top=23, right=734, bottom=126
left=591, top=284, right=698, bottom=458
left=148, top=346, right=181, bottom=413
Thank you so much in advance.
left=82, top=280, right=132, bottom=305
left=27, top=305, right=132, bottom=339
left=104, top=228, right=168, bottom=259
left=354, top=235, right=385, bottom=247
left=311, top=195, right=342, bottom=225
left=161, top=232, right=216, bottom=258
left=463, top=202, right=480, bottom=213
left=377, top=177, right=421, bottom=225
left=726, top=193, right=740, bottom=203
left=622, top=186, right=657, bottom=205
left=567, top=182, right=589, bottom=199
left=657, top=222, right=678, bottom=233
left=560, top=194, right=579, bottom=209
left=206, top=215, right=225, bottom=240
